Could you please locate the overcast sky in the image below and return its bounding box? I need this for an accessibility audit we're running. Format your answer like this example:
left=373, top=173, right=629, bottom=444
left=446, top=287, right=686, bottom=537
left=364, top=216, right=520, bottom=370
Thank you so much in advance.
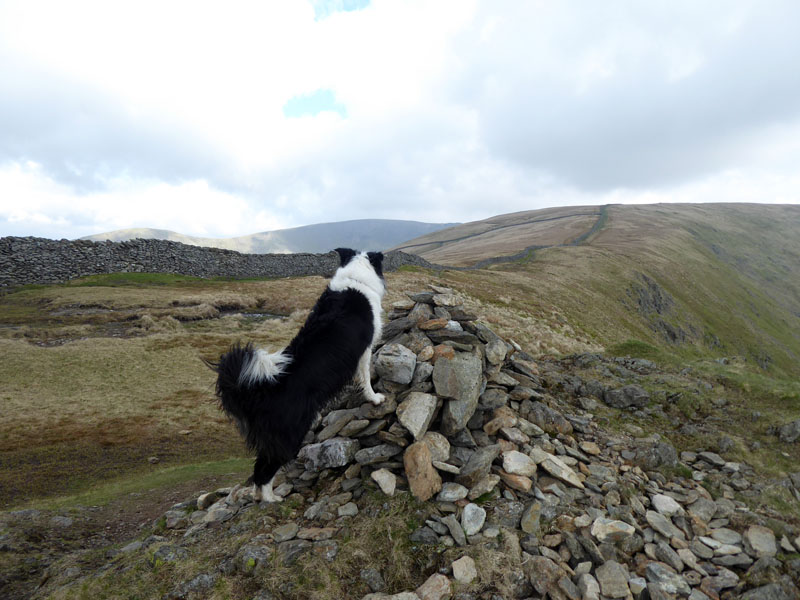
left=2, top=0, right=799, bottom=239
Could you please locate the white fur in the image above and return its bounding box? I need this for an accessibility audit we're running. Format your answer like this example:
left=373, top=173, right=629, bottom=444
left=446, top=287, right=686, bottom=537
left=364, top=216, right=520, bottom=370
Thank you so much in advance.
left=356, top=348, right=385, bottom=405
left=239, top=348, right=292, bottom=386
left=328, top=252, right=385, bottom=347
left=253, top=476, right=282, bottom=503
left=329, top=252, right=386, bottom=404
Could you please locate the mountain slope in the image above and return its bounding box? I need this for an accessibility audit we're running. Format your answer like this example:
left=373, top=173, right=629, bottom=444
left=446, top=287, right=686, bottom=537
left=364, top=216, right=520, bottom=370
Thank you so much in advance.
left=397, top=203, right=800, bottom=377
left=80, top=219, right=458, bottom=253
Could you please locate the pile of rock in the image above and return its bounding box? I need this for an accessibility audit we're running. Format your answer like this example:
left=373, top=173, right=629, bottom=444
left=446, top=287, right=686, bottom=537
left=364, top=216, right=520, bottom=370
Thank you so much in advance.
left=150, top=286, right=799, bottom=600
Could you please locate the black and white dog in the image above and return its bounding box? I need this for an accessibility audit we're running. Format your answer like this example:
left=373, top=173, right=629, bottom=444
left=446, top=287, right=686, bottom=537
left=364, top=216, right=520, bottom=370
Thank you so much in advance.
left=209, top=248, right=386, bottom=502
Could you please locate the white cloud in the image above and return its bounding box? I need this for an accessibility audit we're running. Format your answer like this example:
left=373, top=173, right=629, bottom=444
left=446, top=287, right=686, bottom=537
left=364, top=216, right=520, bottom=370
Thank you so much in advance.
left=0, top=0, right=799, bottom=239
left=0, top=162, right=286, bottom=238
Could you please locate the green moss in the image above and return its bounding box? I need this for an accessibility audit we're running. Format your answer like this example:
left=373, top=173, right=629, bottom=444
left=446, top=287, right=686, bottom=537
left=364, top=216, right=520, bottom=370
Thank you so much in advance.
left=607, top=339, right=663, bottom=360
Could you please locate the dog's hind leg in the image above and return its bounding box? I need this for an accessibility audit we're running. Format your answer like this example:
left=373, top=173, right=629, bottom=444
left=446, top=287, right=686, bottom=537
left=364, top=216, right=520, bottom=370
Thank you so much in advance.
left=252, top=454, right=284, bottom=503
left=356, top=349, right=385, bottom=405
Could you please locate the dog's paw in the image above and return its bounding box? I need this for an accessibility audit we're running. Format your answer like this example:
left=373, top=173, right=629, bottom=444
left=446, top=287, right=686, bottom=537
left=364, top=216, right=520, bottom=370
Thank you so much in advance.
left=368, top=392, right=385, bottom=406
left=254, top=483, right=284, bottom=503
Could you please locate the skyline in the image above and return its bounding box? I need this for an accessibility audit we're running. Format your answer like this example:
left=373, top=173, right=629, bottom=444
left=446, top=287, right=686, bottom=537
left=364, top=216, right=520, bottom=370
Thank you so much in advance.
left=2, top=0, right=800, bottom=240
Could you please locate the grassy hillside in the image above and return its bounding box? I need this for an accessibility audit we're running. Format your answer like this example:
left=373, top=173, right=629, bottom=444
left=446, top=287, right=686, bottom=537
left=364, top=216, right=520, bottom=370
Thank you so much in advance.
left=397, top=203, right=800, bottom=377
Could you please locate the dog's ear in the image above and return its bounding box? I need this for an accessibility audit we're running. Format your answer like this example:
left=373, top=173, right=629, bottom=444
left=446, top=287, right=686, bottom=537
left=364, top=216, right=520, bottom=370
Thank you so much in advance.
left=334, top=248, right=357, bottom=267
left=367, top=251, right=384, bottom=277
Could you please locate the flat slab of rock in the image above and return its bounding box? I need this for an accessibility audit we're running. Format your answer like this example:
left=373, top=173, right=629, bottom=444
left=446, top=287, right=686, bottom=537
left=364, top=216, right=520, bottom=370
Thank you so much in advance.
left=456, top=444, right=501, bottom=488
left=370, top=468, right=397, bottom=497
left=298, top=437, right=360, bottom=471
left=433, top=351, right=483, bottom=435
left=743, top=525, right=777, bottom=558
left=452, top=556, right=477, bottom=584
left=538, top=453, right=584, bottom=489
left=502, top=450, right=537, bottom=477
left=375, top=343, right=417, bottom=384
left=396, top=392, right=437, bottom=440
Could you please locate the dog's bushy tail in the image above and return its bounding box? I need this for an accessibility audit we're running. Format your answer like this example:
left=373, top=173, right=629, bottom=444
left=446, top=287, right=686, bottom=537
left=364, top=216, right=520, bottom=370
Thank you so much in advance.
left=206, top=342, right=291, bottom=448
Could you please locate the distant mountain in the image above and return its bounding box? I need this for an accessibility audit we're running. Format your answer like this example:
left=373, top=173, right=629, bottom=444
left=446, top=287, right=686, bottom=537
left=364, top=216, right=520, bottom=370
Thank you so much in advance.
left=79, top=219, right=458, bottom=254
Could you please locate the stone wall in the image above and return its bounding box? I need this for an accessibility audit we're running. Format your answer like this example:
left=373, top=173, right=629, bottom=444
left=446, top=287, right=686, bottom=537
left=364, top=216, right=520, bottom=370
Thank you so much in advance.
left=0, top=237, right=439, bottom=287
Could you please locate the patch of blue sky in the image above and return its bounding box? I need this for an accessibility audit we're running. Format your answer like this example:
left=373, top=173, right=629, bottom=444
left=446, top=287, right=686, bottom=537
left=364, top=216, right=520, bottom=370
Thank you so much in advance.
left=311, top=0, right=369, bottom=20
left=283, top=89, right=347, bottom=118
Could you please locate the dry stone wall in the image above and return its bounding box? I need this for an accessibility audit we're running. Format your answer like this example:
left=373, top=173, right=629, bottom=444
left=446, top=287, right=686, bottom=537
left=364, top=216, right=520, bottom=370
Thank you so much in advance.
left=0, top=236, right=438, bottom=287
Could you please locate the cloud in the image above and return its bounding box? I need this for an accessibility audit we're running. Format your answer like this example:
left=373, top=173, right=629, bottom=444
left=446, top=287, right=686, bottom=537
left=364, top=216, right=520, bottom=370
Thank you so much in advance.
left=447, top=2, right=800, bottom=189
left=0, top=0, right=798, bottom=239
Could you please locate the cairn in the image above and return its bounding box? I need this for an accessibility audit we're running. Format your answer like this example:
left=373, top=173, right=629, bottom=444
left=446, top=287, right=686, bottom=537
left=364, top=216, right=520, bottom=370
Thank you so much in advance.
left=157, top=285, right=799, bottom=600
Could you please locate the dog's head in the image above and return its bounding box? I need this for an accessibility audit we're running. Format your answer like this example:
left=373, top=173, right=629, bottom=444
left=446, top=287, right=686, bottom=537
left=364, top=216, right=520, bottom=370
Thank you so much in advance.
left=332, top=248, right=385, bottom=296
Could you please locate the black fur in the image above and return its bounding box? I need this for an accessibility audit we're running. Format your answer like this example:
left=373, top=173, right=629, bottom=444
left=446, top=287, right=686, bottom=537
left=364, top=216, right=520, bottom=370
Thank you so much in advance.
left=367, top=251, right=384, bottom=278
left=334, top=247, right=357, bottom=266
left=208, top=258, right=379, bottom=495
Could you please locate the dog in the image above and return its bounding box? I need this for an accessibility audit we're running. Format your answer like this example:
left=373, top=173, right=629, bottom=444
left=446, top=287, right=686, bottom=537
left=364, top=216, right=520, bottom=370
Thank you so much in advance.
left=208, top=248, right=386, bottom=502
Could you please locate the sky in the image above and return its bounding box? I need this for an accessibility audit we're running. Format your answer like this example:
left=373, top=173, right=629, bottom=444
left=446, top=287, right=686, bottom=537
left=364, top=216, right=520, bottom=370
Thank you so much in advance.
left=2, top=0, right=800, bottom=240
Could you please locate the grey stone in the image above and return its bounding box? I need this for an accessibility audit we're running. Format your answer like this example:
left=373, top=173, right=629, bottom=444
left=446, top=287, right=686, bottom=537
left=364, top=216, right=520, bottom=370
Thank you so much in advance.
left=502, top=450, right=537, bottom=477
left=433, top=351, right=483, bottom=435
left=577, top=573, right=601, bottom=600
left=409, top=526, right=439, bottom=545
left=422, top=431, right=450, bottom=462
left=452, top=556, right=478, bottom=584
left=360, top=568, right=385, bottom=592
left=698, top=451, right=726, bottom=467
left=355, top=443, right=402, bottom=465
left=652, top=494, right=684, bottom=517
left=272, top=522, right=299, bottom=542
left=646, top=510, right=683, bottom=540
left=523, top=555, right=567, bottom=597
left=634, top=442, right=678, bottom=470
left=370, top=468, right=397, bottom=496
left=442, top=514, right=467, bottom=546
left=538, top=453, right=584, bottom=489
left=396, top=392, right=437, bottom=440
left=150, top=545, right=189, bottom=567
left=591, top=518, right=636, bottom=543
left=743, top=525, right=778, bottom=558
left=604, top=384, right=650, bottom=409
left=701, top=566, right=739, bottom=593
left=711, top=527, right=742, bottom=545
left=461, top=503, right=486, bottom=536
left=437, top=482, right=468, bottom=502
left=299, top=437, right=360, bottom=471
left=455, top=444, right=501, bottom=488
left=687, top=497, right=717, bottom=523
left=645, top=561, right=691, bottom=596
left=489, top=499, right=524, bottom=529
left=778, top=419, right=800, bottom=443
left=375, top=343, right=417, bottom=384
left=338, top=502, right=358, bottom=517
left=739, top=578, right=800, bottom=600
left=595, top=561, right=630, bottom=598
left=520, top=501, right=542, bottom=534
left=655, top=540, right=684, bottom=572
left=479, top=388, right=509, bottom=410
left=485, top=339, right=507, bottom=364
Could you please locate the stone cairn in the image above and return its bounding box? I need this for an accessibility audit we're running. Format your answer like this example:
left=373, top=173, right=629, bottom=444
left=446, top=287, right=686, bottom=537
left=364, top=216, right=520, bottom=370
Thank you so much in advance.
left=154, top=285, right=799, bottom=600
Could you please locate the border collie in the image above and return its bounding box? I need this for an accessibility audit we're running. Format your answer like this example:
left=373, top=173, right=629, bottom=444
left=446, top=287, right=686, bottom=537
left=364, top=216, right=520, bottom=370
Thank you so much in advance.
left=209, top=248, right=385, bottom=502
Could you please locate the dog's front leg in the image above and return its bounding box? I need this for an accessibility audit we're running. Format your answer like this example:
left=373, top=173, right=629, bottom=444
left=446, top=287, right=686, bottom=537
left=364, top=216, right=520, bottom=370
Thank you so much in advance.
left=357, top=350, right=384, bottom=405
